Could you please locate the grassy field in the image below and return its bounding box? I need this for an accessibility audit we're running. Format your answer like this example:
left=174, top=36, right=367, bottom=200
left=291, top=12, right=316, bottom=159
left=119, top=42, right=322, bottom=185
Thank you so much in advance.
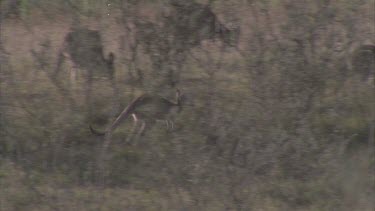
left=0, top=1, right=374, bottom=210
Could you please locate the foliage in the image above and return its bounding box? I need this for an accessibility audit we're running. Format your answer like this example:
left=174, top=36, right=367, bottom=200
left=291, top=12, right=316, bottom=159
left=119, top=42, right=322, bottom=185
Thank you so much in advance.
left=0, top=0, right=374, bottom=210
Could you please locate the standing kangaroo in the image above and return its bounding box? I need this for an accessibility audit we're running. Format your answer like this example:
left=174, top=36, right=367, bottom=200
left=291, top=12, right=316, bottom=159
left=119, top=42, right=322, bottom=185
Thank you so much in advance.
left=56, top=28, right=118, bottom=119
left=56, top=28, right=115, bottom=81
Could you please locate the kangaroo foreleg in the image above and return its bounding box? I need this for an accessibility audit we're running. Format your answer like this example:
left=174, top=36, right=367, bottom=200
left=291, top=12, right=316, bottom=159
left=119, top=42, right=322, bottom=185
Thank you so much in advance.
left=136, top=121, right=146, bottom=139
left=126, top=113, right=139, bottom=144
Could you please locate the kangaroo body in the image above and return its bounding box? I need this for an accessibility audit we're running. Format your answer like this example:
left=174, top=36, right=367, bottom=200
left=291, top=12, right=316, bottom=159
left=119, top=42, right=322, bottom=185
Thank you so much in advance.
left=90, top=90, right=182, bottom=139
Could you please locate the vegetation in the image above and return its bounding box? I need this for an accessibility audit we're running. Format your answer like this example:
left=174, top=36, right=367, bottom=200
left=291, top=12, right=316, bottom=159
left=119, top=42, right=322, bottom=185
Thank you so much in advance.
left=0, top=0, right=374, bottom=210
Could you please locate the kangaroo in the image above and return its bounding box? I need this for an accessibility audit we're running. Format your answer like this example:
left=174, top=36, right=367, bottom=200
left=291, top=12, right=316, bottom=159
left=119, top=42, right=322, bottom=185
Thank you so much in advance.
left=90, top=89, right=182, bottom=141
left=56, top=28, right=118, bottom=120
left=56, top=28, right=115, bottom=81
left=92, top=90, right=183, bottom=183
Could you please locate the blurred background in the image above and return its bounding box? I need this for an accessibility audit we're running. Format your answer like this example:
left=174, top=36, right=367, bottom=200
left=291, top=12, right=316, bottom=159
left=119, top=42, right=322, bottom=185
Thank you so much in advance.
left=0, top=0, right=374, bottom=210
